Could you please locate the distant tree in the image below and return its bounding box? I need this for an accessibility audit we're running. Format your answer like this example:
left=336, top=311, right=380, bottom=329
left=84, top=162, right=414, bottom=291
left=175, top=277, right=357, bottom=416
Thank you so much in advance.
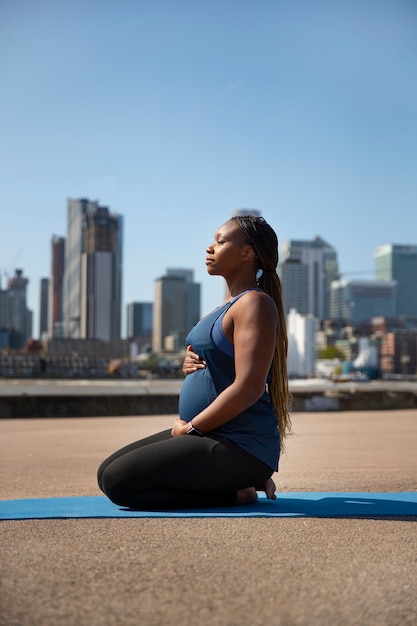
left=139, top=354, right=160, bottom=373
left=318, top=346, right=346, bottom=360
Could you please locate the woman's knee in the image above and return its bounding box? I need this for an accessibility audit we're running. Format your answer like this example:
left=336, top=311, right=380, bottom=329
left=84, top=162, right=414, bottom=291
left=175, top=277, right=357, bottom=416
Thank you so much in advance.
left=97, top=460, right=108, bottom=491
left=98, top=465, right=126, bottom=505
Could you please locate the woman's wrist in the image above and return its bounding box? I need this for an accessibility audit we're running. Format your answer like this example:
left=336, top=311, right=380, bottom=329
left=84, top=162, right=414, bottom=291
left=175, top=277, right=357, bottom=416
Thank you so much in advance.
left=186, top=420, right=204, bottom=436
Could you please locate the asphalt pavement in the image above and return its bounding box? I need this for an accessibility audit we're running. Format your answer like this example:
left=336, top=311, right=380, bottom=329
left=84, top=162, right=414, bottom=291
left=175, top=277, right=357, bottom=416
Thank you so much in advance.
left=1, top=410, right=416, bottom=626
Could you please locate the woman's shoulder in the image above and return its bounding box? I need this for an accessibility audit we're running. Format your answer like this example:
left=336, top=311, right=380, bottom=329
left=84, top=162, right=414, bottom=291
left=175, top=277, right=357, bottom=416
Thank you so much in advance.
left=233, top=289, right=278, bottom=315
left=239, top=288, right=276, bottom=303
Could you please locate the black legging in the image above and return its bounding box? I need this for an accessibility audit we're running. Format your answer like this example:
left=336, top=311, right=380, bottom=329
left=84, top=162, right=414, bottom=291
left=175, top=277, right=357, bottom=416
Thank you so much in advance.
left=97, top=429, right=272, bottom=510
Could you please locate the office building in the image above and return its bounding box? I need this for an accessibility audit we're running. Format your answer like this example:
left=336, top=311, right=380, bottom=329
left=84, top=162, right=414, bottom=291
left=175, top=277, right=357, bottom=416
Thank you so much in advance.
left=375, top=244, right=417, bottom=319
left=127, top=302, right=153, bottom=346
left=39, top=278, right=49, bottom=337
left=63, top=198, right=92, bottom=338
left=278, top=237, right=339, bottom=321
left=80, top=204, right=123, bottom=341
left=49, top=235, right=65, bottom=337
left=287, top=309, right=317, bottom=377
left=153, top=269, right=200, bottom=352
left=380, top=331, right=417, bottom=376
left=0, top=269, right=33, bottom=349
left=63, top=198, right=123, bottom=341
left=166, top=269, right=200, bottom=332
left=330, top=279, right=397, bottom=326
left=0, top=286, right=9, bottom=348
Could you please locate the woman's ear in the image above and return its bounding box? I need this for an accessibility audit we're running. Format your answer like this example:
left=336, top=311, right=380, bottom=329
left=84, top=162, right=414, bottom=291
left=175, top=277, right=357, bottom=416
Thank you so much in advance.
left=241, top=244, right=256, bottom=262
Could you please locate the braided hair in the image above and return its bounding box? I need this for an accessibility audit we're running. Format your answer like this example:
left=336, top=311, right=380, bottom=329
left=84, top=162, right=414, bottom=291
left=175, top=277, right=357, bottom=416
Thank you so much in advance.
left=233, top=215, right=292, bottom=446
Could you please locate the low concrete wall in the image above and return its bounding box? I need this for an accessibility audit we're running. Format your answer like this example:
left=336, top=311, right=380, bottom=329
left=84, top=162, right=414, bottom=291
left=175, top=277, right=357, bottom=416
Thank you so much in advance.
left=1, top=379, right=417, bottom=417
left=0, top=395, right=180, bottom=419
left=291, top=387, right=417, bottom=412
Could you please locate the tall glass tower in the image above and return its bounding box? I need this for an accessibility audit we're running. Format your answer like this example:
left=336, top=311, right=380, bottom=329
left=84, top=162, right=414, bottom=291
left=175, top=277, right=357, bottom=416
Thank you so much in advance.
left=63, top=198, right=122, bottom=340
left=63, top=198, right=93, bottom=338
left=278, top=237, right=339, bottom=321
left=153, top=269, right=201, bottom=352
left=49, top=235, right=65, bottom=337
left=1, top=269, right=33, bottom=348
left=330, top=279, right=397, bottom=325
left=375, top=244, right=417, bottom=319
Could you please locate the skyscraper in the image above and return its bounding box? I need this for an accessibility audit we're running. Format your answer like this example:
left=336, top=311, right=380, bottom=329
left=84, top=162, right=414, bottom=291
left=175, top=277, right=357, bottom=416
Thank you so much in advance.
left=375, top=244, right=417, bottom=319
left=49, top=235, right=65, bottom=337
left=80, top=205, right=122, bottom=341
left=63, top=198, right=122, bottom=340
left=39, top=278, right=49, bottom=337
left=127, top=302, right=153, bottom=344
left=330, top=279, right=397, bottom=326
left=63, top=198, right=92, bottom=338
left=153, top=269, right=200, bottom=352
left=287, top=309, right=317, bottom=377
left=166, top=269, right=200, bottom=332
left=278, top=237, right=339, bottom=321
left=0, top=269, right=33, bottom=348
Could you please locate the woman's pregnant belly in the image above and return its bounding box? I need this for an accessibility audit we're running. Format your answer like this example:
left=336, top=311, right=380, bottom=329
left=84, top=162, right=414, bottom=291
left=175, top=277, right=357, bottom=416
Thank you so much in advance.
left=178, top=369, right=217, bottom=422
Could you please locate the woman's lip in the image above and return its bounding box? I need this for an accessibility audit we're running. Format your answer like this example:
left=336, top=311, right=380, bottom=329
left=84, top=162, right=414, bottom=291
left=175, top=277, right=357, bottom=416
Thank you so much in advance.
left=205, top=258, right=214, bottom=264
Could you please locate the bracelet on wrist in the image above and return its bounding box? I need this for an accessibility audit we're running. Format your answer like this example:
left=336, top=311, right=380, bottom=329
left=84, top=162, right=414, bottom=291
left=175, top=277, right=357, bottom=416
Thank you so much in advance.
left=186, top=420, right=204, bottom=437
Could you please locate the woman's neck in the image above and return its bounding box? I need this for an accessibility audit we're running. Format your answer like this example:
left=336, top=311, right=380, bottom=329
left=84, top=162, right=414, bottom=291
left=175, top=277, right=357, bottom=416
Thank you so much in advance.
left=226, top=278, right=258, bottom=299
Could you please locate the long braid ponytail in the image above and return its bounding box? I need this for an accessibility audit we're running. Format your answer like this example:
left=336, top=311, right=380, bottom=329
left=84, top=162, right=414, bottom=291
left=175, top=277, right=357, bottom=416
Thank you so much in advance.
left=233, top=216, right=292, bottom=447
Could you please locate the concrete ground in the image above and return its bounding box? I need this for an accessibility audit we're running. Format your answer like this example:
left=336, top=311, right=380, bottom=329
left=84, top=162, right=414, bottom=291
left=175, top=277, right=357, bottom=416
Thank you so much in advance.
left=0, top=410, right=416, bottom=626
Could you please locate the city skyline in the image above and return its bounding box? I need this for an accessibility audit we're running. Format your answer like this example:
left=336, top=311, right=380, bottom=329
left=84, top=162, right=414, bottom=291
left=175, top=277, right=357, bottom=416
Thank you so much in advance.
left=5, top=208, right=417, bottom=341
left=2, top=1, right=416, bottom=333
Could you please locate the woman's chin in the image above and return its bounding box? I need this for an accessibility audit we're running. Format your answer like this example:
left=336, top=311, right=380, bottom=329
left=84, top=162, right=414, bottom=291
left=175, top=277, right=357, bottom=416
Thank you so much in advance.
left=206, top=264, right=217, bottom=274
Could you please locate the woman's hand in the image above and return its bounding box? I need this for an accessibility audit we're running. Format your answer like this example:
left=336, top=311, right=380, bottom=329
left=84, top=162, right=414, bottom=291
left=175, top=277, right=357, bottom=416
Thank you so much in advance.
left=183, top=345, right=206, bottom=375
left=171, top=418, right=188, bottom=437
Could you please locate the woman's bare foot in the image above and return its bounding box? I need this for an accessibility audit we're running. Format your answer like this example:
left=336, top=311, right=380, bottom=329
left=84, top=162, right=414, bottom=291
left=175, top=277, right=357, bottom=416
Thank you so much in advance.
left=264, top=477, right=277, bottom=500
left=236, top=487, right=258, bottom=505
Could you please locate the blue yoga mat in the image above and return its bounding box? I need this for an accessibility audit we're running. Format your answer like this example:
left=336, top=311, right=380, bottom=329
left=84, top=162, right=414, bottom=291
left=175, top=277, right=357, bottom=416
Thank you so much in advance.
left=1, top=492, right=416, bottom=520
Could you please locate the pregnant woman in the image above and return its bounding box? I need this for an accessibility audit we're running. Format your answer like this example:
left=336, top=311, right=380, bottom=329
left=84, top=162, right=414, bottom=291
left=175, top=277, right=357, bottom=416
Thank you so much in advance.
left=97, top=215, right=292, bottom=509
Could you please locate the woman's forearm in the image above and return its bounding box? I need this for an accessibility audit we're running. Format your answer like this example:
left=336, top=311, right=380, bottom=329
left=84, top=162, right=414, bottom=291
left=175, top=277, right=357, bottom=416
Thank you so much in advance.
left=188, top=381, right=266, bottom=433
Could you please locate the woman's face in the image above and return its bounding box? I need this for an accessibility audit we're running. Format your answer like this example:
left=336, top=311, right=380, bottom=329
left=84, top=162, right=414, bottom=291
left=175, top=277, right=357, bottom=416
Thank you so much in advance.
left=205, top=219, right=253, bottom=277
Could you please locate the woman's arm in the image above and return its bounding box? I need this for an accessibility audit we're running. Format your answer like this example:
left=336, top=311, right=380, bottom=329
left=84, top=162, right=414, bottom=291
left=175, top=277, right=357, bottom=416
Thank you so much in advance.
left=172, top=291, right=278, bottom=436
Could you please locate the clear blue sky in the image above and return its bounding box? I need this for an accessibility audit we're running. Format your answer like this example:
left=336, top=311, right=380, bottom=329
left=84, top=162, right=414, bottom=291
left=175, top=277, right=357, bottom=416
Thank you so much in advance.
left=1, top=0, right=416, bottom=336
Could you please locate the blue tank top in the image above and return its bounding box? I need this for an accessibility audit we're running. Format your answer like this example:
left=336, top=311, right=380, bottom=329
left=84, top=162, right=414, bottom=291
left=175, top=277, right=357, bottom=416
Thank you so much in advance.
left=178, top=290, right=280, bottom=470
